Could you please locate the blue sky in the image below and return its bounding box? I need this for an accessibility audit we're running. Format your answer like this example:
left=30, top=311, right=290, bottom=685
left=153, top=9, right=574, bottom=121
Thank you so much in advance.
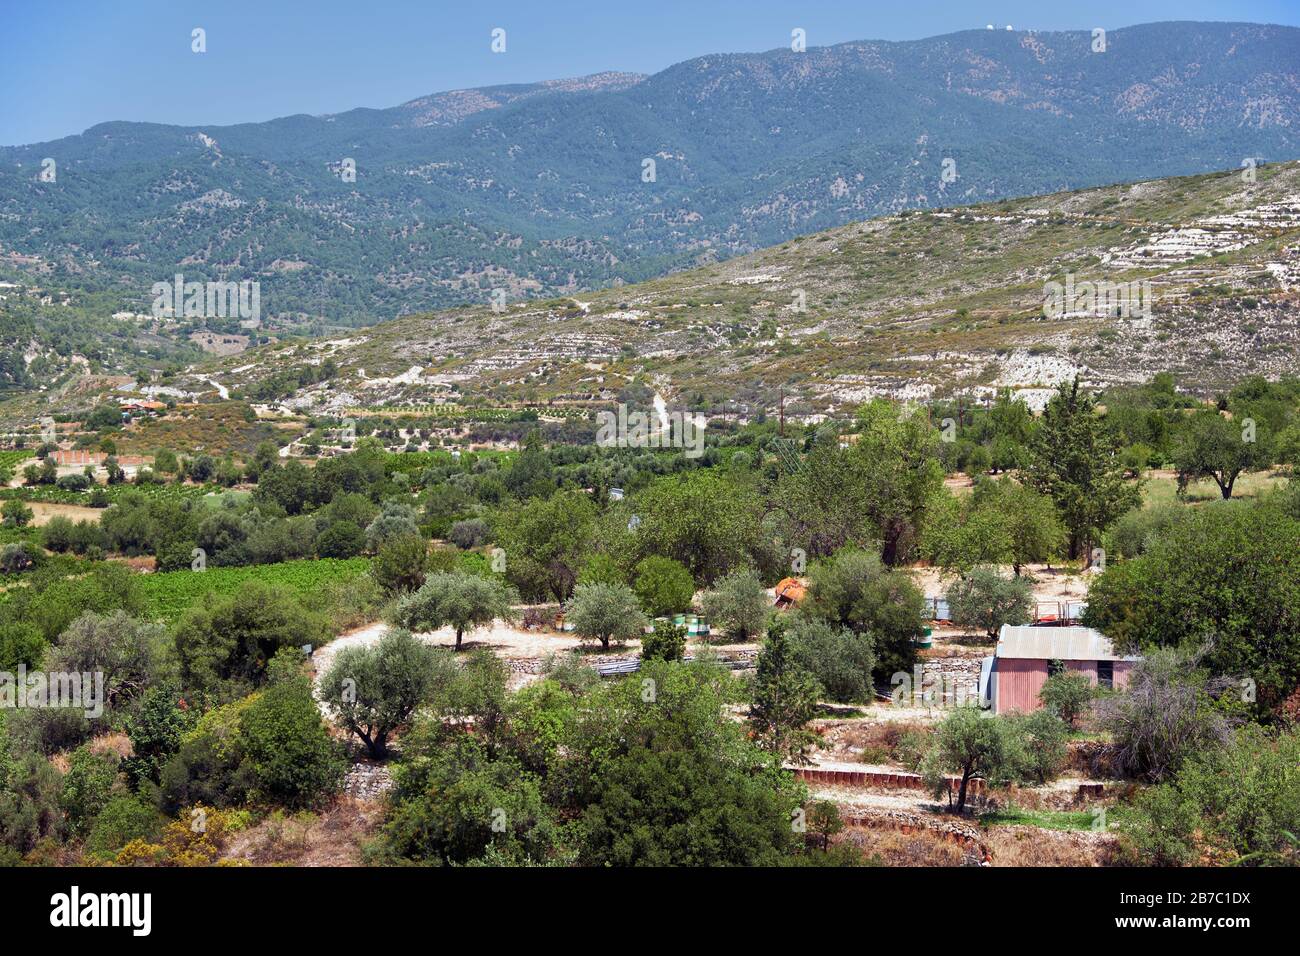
left=2, top=0, right=1298, bottom=146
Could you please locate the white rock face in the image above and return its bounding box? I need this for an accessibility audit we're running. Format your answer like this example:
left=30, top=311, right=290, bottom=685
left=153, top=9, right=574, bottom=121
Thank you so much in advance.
left=994, top=351, right=1085, bottom=388
left=1110, top=195, right=1300, bottom=267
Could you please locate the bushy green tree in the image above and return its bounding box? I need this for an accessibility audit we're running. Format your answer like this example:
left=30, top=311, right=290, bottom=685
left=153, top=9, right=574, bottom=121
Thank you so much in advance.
left=920, top=706, right=1022, bottom=813
left=316, top=519, right=367, bottom=558
left=1006, top=709, right=1069, bottom=784
left=1039, top=669, right=1096, bottom=727
left=806, top=800, right=844, bottom=851
left=1, top=500, right=33, bottom=528
left=640, top=623, right=686, bottom=662
left=563, top=582, right=646, bottom=652
left=493, top=489, right=595, bottom=601
left=921, top=489, right=1012, bottom=572
left=945, top=567, right=1033, bottom=640
left=504, top=430, right=556, bottom=500
left=239, top=675, right=345, bottom=809
left=44, top=611, right=167, bottom=712
left=775, top=401, right=944, bottom=565
left=0, top=753, right=65, bottom=857
left=632, top=555, right=695, bottom=617
left=1172, top=410, right=1271, bottom=500
left=371, top=533, right=430, bottom=595
left=85, top=796, right=165, bottom=859
left=364, top=500, right=421, bottom=551
left=631, top=470, right=764, bottom=584
left=781, top=615, right=876, bottom=704
left=701, top=568, right=769, bottom=642
left=172, top=583, right=330, bottom=692
left=1084, top=502, right=1300, bottom=713
left=122, top=687, right=198, bottom=789
left=1119, top=724, right=1300, bottom=866
left=1025, top=380, right=1141, bottom=560
left=321, top=629, right=457, bottom=758
left=392, top=572, right=518, bottom=651
left=4, top=561, right=143, bottom=644
left=60, top=746, right=121, bottom=837
left=568, top=660, right=805, bottom=866
left=158, top=696, right=257, bottom=813
left=975, top=478, right=1064, bottom=575
left=750, top=626, right=822, bottom=763
left=576, top=552, right=625, bottom=587
left=383, top=735, right=556, bottom=865
left=449, top=518, right=489, bottom=550
left=804, top=548, right=925, bottom=679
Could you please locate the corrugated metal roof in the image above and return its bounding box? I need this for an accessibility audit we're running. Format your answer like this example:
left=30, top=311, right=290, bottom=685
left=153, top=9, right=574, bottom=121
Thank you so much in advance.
left=995, top=625, right=1138, bottom=661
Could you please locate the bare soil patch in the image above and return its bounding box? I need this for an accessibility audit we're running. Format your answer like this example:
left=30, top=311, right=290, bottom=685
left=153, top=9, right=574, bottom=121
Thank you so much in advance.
left=26, top=501, right=104, bottom=526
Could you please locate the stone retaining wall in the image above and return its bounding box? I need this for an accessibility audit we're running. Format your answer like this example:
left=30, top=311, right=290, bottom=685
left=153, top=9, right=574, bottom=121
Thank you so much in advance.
left=839, top=807, right=990, bottom=864
left=503, top=648, right=759, bottom=677
left=795, top=766, right=986, bottom=796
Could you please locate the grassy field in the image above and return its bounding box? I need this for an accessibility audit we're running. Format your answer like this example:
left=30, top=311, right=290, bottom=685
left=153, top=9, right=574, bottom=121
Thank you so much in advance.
left=979, top=807, right=1100, bottom=832
left=137, top=557, right=372, bottom=623
left=1140, top=468, right=1289, bottom=509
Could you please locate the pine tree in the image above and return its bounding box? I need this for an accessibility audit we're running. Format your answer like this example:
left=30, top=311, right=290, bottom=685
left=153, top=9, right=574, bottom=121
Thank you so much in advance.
left=1025, top=380, right=1140, bottom=560
left=749, top=625, right=822, bottom=764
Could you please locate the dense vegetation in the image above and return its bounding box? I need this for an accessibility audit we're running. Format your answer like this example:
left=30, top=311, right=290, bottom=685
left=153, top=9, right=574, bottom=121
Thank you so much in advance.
left=2, top=369, right=1299, bottom=867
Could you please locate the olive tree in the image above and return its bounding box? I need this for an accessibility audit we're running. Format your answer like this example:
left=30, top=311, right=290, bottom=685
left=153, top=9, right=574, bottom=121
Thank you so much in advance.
left=564, top=583, right=647, bottom=651
left=920, top=706, right=1024, bottom=813
left=392, top=572, right=518, bottom=651
left=321, top=629, right=458, bottom=758
left=945, top=566, right=1033, bottom=640
left=700, top=568, right=769, bottom=642
left=1038, top=669, right=1096, bottom=727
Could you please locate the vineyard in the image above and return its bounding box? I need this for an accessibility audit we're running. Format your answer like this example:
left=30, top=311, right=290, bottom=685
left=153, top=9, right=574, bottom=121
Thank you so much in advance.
left=345, top=405, right=532, bottom=422
left=0, top=450, right=31, bottom=471
left=137, top=557, right=371, bottom=623
left=383, top=449, right=511, bottom=474
left=0, top=481, right=220, bottom=506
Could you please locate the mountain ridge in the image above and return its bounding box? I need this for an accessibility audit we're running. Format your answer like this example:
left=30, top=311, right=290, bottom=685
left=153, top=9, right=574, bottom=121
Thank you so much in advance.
left=2, top=20, right=1298, bottom=329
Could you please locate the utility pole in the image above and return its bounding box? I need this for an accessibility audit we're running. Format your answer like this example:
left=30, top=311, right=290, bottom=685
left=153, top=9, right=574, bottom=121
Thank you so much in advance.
left=779, top=386, right=785, bottom=437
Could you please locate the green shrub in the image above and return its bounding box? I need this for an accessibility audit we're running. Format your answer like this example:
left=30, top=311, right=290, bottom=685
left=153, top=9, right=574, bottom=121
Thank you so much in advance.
left=945, top=566, right=1033, bottom=639
left=783, top=615, right=876, bottom=703
left=641, top=623, right=687, bottom=662
left=59, top=746, right=122, bottom=836
left=632, top=556, right=695, bottom=617
left=239, top=676, right=345, bottom=809
left=86, top=796, right=165, bottom=857
left=1039, top=669, right=1096, bottom=727
left=700, top=568, right=769, bottom=642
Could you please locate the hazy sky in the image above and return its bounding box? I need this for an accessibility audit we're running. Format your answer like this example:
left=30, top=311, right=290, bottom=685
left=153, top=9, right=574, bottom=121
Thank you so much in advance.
left=3, top=0, right=1298, bottom=145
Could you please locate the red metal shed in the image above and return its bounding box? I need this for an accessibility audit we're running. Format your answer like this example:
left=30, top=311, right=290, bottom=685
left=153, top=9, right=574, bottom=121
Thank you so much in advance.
left=985, top=625, right=1137, bottom=714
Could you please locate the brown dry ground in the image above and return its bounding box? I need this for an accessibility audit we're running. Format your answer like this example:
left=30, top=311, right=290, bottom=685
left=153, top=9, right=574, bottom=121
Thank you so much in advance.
left=25, top=501, right=105, bottom=526
left=832, top=819, right=1118, bottom=867
left=221, top=798, right=385, bottom=867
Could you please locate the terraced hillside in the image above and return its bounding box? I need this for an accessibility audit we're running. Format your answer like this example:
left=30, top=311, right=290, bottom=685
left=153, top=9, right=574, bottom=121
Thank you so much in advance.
left=105, top=159, right=1295, bottom=423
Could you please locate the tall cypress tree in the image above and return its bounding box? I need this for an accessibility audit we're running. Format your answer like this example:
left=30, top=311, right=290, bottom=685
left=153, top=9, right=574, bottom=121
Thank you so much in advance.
left=1026, top=379, right=1141, bottom=561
